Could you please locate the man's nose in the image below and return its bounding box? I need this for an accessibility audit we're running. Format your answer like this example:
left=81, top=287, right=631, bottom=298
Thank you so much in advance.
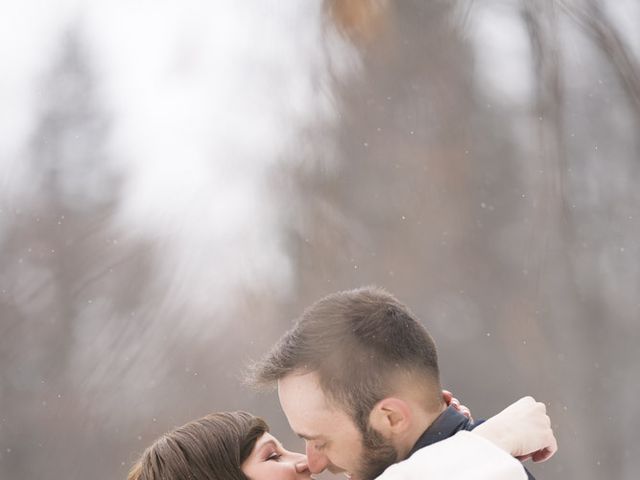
left=305, top=443, right=329, bottom=474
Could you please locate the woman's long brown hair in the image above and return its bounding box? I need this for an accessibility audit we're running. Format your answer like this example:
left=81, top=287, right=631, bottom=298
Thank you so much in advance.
left=128, top=411, right=268, bottom=480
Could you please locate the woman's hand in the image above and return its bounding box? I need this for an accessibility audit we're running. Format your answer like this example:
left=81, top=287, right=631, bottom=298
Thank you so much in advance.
left=473, top=396, right=558, bottom=462
left=442, top=390, right=472, bottom=421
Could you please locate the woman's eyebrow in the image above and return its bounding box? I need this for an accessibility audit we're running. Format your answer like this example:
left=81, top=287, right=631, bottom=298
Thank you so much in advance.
left=256, top=439, right=278, bottom=454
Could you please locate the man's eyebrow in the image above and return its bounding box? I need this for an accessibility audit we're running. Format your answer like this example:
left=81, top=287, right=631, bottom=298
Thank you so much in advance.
left=297, top=432, right=322, bottom=441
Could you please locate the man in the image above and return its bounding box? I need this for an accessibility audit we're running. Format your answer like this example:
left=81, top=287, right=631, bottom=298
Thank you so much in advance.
left=252, top=287, right=556, bottom=479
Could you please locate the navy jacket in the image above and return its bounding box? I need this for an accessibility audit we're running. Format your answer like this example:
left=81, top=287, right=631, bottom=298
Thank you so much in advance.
left=407, top=406, right=535, bottom=480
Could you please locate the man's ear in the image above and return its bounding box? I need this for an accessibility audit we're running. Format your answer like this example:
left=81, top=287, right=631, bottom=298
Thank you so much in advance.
left=368, top=397, right=412, bottom=437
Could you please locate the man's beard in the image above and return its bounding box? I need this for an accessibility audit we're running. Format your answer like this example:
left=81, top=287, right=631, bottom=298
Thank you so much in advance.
left=353, top=424, right=399, bottom=480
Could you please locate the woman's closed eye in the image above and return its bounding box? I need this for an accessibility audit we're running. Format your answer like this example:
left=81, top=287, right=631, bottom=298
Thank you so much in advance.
left=266, top=451, right=282, bottom=461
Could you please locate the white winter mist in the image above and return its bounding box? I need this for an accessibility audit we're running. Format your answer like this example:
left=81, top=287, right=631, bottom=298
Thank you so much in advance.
left=0, top=1, right=356, bottom=331
left=85, top=0, right=352, bottom=324
left=468, top=2, right=533, bottom=108
left=0, top=0, right=82, bottom=206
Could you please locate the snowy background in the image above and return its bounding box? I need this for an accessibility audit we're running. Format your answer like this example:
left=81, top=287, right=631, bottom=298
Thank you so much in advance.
left=1, top=1, right=639, bottom=479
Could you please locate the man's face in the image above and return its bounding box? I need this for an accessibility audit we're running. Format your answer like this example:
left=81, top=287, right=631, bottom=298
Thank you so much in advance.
left=278, top=371, right=398, bottom=480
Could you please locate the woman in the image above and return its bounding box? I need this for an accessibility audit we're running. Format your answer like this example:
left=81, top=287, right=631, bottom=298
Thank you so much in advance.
left=128, top=397, right=556, bottom=480
left=127, top=411, right=310, bottom=480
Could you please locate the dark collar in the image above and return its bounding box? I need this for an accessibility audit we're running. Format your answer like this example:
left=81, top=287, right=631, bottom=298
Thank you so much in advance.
left=407, top=406, right=474, bottom=458
left=406, top=407, right=535, bottom=480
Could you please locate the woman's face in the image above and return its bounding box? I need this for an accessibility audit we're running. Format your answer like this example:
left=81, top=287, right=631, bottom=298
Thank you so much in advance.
left=242, top=433, right=311, bottom=480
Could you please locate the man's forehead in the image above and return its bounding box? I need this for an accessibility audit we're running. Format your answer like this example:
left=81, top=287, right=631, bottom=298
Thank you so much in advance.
left=278, top=373, right=364, bottom=457
left=277, top=371, right=330, bottom=411
left=277, top=371, right=358, bottom=435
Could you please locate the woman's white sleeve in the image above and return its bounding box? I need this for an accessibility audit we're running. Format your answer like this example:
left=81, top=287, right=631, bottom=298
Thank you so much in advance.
left=376, top=431, right=527, bottom=480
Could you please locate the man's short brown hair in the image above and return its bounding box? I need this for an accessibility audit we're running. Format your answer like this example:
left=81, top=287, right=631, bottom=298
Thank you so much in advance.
left=251, top=286, right=441, bottom=432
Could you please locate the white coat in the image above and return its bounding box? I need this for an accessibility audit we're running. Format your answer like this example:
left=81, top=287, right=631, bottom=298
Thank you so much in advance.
left=377, top=431, right=527, bottom=480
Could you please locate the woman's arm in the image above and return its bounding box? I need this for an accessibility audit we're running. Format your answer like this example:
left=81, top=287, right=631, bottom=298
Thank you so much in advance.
left=473, top=396, right=557, bottom=462
left=377, top=396, right=557, bottom=480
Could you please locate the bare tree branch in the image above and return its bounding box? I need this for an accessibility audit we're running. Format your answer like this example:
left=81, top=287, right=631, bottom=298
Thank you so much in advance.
left=559, top=0, right=640, bottom=116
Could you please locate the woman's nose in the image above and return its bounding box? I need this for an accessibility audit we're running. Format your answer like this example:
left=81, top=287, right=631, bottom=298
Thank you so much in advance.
left=286, top=451, right=309, bottom=475
left=295, top=460, right=310, bottom=474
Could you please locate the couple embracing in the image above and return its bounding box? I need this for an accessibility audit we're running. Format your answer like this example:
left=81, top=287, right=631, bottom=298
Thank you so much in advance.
left=129, top=287, right=557, bottom=480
